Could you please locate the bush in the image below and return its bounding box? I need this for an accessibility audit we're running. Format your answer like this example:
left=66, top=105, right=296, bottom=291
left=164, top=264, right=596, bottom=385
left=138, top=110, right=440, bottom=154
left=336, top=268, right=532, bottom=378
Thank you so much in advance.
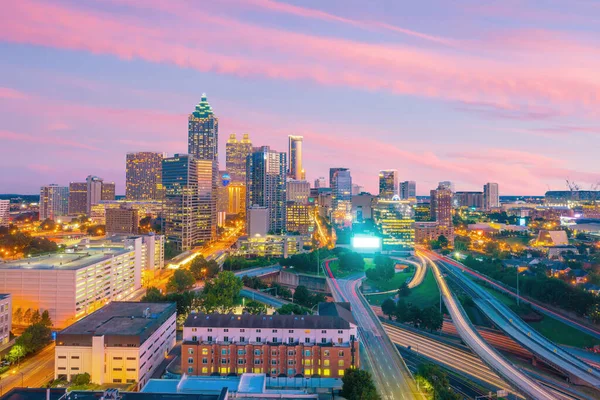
left=71, top=372, right=91, bottom=386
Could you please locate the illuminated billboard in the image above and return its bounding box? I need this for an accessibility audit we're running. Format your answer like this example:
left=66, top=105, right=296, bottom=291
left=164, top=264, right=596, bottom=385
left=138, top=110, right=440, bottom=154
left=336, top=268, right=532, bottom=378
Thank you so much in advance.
left=351, top=235, right=382, bottom=253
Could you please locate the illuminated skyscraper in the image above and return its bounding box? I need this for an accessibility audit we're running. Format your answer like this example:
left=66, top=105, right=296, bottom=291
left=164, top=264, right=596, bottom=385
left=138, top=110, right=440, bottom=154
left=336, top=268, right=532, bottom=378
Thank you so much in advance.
left=39, top=184, right=68, bottom=220
left=0, top=200, right=9, bottom=227
left=400, top=181, right=416, bottom=202
left=162, top=154, right=217, bottom=251
left=68, top=182, right=87, bottom=215
left=483, top=182, right=500, bottom=210
left=227, top=183, right=246, bottom=215
left=288, top=135, right=304, bottom=180
left=372, top=198, right=415, bottom=251
left=188, top=94, right=218, bottom=161
left=438, top=181, right=454, bottom=192
left=330, top=168, right=352, bottom=225
left=126, top=152, right=166, bottom=200
left=101, top=182, right=116, bottom=201
left=226, top=133, right=252, bottom=183
left=430, top=186, right=453, bottom=227
left=378, top=170, right=398, bottom=199
left=86, top=175, right=103, bottom=215
left=246, top=146, right=287, bottom=234
left=287, top=180, right=310, bottom=203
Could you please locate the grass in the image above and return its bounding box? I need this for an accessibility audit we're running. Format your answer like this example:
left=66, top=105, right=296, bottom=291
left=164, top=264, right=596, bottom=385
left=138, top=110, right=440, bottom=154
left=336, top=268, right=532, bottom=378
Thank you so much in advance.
left=479, top=285, right=598, bottom=348
left=366, top=268, right=441, bottom=308
left=364, top=271, right=410, bottom=292
left=326, top=257, right=375, bottom=279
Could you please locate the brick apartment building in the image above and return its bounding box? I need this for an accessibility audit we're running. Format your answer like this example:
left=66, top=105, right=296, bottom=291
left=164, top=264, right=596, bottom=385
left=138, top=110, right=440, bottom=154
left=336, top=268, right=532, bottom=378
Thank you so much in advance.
left=181, top=303, right=359, bottom=378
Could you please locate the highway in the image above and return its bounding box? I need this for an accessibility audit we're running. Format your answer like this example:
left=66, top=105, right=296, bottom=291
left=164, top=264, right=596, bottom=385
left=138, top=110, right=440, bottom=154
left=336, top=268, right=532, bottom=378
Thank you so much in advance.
left=419, top=251, right=557, bottom=399
left=429, top=252, right=600, bottom=389
left=364, top=256, right=427, bottom=297
left=0, top=343, right=55, bottom=395
left=324, top=260, right=422, bottom=400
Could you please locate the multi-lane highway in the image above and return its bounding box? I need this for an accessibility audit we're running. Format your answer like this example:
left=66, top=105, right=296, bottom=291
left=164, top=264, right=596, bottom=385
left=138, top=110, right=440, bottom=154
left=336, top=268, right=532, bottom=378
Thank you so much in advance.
left=324, top=260, right=422, bottom=399
left=429, top=252, right=600, bottom=389
left=420, top=251, right=557, bottom=399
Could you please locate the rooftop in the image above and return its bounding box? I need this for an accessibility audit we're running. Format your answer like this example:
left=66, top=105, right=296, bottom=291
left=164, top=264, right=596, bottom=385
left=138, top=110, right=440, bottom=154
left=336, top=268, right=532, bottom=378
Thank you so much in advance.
left=184, top=312, right=351, bottom=330
left=58, top=302, right=176, bottom=342
left=0, top=247, right=131, bottom=271
left=0, top=388, right=66, bottom=400
left=318, top=302, right=357, bottom=326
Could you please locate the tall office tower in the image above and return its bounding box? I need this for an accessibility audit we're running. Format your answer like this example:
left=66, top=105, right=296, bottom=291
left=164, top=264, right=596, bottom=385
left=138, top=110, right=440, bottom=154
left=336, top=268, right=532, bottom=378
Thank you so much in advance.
left=330, top=168, right=352, bottom=224
left=314, top=177, right=326, bottom=188
left=454, top=191, right=483, bottom=209
left=126, top=152, right=166, bottom=200
left=400, top=181, right=417, bottom=202
left=287, top=180, right=311, bottom=203
left=188, top=94, right=218, bottom=161
left=226, top=133, right=253, bottom=183
left=372, top=198, right=415, bottom=251
left=378, top=170, right=398, bottom=199
left=162, top=155, right=217, bottom=251
left=288, top=135, right=304, bottom=180
left=0, top=200, right=10, bottom=227
left=438, top=181, right=454, bottom=192
left=246, top=146, right=287, bottom=234
left=86, top=176, right=103, bottom=215
left=483, top=182, right=500, bottom=210
left=217, top=170, right=230, bottom=215
left=68, top=182, right=87, bottom=215
left=39, top=184, right=69, bottom=220
left=247, top=206, right=269, bottom=236
left=430, top=186, right=453, bottom=227
left=227, top=183, right=246, bottom=215
left=106, top=207, right=139, bottom=235
left=101, top=182, right=116, bottom=201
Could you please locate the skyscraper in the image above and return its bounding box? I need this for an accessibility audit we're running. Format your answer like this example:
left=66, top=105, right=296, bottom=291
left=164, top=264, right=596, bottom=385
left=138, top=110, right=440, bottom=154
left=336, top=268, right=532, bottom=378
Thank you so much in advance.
left=378, top=170, right=398, bottom=199
left=314, top=177, right=326, bottom=188
left=330, top=168, right=352, bottom=225
left=430, top=185, right=453, bottom=227
left=288, top=135, right=304, bottom=180
left=39, top=184, right=69, bottom=220
left=101, top=182, right=116, bottom=201
left=286, top=180, right=310, bottom=203
left=226, top=133, right=253, bottom=183
left=372, top=198, right=415, bottom=251
left=188, top=94, right=218, bottom=161
left=86, top=175, right=103, bottom=215
left=68, top=182, right=87, bottom=215
left=400, top=181, right=417, bottom=202
left=483, top=183, right=500, bottom=210
left=246, top=146, right=287, bottom=234
left=0, top=200, right=9, bottom=227
left=162, top=154, right=217, bottom=251
left=454, top=191, right=483, bottom=209
left=126, top=152, right=166, bottom=200
left=438, top=181, right=454, bottom=192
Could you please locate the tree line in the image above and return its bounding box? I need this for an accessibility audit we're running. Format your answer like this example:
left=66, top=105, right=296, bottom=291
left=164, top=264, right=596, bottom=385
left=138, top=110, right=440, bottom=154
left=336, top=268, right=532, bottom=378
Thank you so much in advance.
left=381, top=299, right=443, bottom=332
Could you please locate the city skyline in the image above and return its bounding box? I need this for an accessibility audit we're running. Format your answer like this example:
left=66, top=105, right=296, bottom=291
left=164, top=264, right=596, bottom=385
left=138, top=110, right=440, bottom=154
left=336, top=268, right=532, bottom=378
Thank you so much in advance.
left=1, top=0, right=600, bottom=195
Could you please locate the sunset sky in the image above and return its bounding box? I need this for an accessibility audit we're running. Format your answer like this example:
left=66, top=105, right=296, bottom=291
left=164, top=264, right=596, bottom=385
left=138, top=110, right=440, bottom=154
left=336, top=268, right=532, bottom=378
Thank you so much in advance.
left=1, top=0, right=599, bottom=195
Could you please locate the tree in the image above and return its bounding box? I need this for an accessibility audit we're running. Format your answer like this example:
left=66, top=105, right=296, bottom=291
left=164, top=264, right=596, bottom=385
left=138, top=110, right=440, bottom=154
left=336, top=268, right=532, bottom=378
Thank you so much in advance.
left=395, top=300, right=409, bottom=322
left=86, top=225, right=105, bottom=236
left=23, top=308, right=32, bottom=325
left=341, top=368, right=380, bottom=400
left=437, top=235, right=449, bottom=249
left=189, top=256, right=208, bottom=280
left=30, top=309, right=41, bottom=325
left=338, top=252, right=365, bottom=273
left=276, top=304, right=309, bottom=315
left=200, top=271, right=243, bottom=313
left=398, top=282, right=411, bottom=297
left=270, top=282, right=292, bottom=300
left=167, top=269, right=196, bottom=292
left=16, top=322, right=52, bottom=354
left=293, top=286, right=312, bottom=307
left=381, top=299, right=396, bottom=319
left=71, top=372, right=91, bottom=386
left=417, top=364, right=460, bottom=400
left=6, top=344, right=26, bottom=364
left=40, top=310, right=52, bottom=327
left=243, top=300, right=267, bottom=315
left=13, top=307, right=23, bottom=325
left=420, top=306, right=443, bottom=332
left=141, top=287, right=164, bottom=302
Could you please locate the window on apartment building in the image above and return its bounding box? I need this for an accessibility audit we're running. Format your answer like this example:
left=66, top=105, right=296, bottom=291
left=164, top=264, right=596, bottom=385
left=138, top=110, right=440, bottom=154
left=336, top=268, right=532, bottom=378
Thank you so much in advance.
left=271, top=359, right=277, bottom=365
left=126, top=368, right=136, bottom=372
left=338, top=351, right=344, bottom=357
left=202, top=358, right=208, bottom=364
left=256, top=337, right=261, bottom=343
left=256, top=329, right=261, bottom=333
left=240, top=329, right=245, bottom=332
left=338, top=330, right=343, bottom=334
left=337, top=338, right=343, bottom=344
left=272, top=329, right=278, bottom=333
left=287, top=350, right=295, bottom=356
left=324, top=350, right=330, bottom=357
left=127, top=379, right=136, bottom=384
left=304, top=350, right=311, bottom=356
left=58, top=356, right=66, bottom=359
left=191, top=328, right=197, bottom=332
left=113, top=379, right=122, bottom=383
left=271, top=368, right=277, bottom=375
left=71, top=356, right=80, bottom=359
left=287, top=368, right=295, bottom=376
left=112, top=357, right=122, bottom=360
left=71, top=367, right=79, bottom=371
left=224, top=329, right=229, bottom=332
left=221, top=349, right=229, bottom=355
left=288, top=330, right=294, bottom=333
left=271, top=350, right=277, bottom=356
left=287, top=360, right=295, bottom=365
left=237, top=359, right=245, bottom=365
left=113, top=368, right=122, bottom=371
left=240, top=337, right=245, bottom=343
left=224, top=336, right=229, bottom=342
left=237, top=349, right=245, bottom=355
left=323, top=369, right=330, bottom=377
left=57, top=367, right=66, bottom=370
left=321, top=330, right=326, bottom=334
left=321, top=338, right=327, bottom=344
left=126, top=357, right=136, bottom=361
left=208, top=328, right=213, bottom=332
left=254, top=349, right=261, bottom=356
left=338, top=360, right=344, bottom=366
left=304, top=338, right=310, bottom=344
left=207, top=336, right=212, bottom=342
left=272, top=337, right=278, bottom=343
left=202, top=349, right=209, bottom=355
left=188, top=348, right=194, bottom=355
left=323, top=360, right=330, bottom=366
left=221, top=358, right=227, bottom=364
left=202, top=367, right=208, bottom=373
left=288, top=338, right=294, bottom=344
left=188, top=358, right=194, bottom=364
left=254, top=359, right=261, bottom=365
left=187, top=367, right=194, bottom=374
left=192, top=336, right=198, bottom=341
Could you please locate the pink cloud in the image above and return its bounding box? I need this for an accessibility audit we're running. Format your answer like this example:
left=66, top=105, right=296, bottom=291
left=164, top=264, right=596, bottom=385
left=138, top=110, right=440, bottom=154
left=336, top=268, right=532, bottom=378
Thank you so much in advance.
left=0, top=129, right=99, bottom=151
left=27, top=164, right=56, bottom=173
left=0, top=87, right=28, bottom=99
left=3, top=0, right=600, bottom=118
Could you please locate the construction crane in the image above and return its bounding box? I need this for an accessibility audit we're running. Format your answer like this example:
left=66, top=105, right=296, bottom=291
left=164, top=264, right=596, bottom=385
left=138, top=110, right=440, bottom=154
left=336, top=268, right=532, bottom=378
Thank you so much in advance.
left=566, top=179, right=580, bottom=192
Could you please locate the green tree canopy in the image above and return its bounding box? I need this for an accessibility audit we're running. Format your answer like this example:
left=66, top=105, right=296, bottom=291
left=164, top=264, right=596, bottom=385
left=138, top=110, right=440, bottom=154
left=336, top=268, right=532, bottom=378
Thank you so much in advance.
left=167, top=269, right=196, bottom=292
left=243, top=300, right=267, bottom=315
left=341, top=368, right=380, bottom=400
left=200, top=271, right=243, bottom=313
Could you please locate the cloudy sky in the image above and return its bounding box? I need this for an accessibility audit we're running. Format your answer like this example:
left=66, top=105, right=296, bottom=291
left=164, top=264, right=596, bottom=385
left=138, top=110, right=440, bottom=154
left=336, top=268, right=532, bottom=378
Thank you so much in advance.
left=1, top=0, right=599, bottom=195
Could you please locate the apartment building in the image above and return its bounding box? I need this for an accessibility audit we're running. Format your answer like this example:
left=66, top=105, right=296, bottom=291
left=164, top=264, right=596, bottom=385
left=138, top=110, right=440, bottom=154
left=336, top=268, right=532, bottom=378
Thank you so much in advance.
left=0, top=294, right=11, bottom=345
left=55, top=302, right=176, bottom=389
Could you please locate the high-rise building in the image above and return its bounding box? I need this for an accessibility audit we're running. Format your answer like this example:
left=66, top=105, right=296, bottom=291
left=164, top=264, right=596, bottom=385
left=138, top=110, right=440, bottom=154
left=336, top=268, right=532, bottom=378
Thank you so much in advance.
left=287, top=180, right=310, bottom=203
left=372, top=199, right=415, bottom=251
left=430, top=186, right=453, bottom=227
left=101, top=182, right=116, bottom=201
left=226, top=133, right=252, bottom=183
left=227, top=183, right=246, bottom=215
left=0, top=200, right=10, bottom=227
left=454, top=191, right=483, bottom=209
left=378, top=170, right=398, bottom=199
left=330, top=168, right=352, bottom=225
left=68, top=182, right=87, bottom=216
left=483, top=183, right=500, bottom=210
left=400, top=181, right=417, bottom=202
left=125, top=152, right=166, bottom=200
left=413, top=202, right=431, bottom=222
left=439, top=181, right=454, bottom=192
left=217, top=170, right=230, bottom=214
left=314, top=177, right=326, bottom=188
left=188, top=94, right=218, bottom=161
left=246, top=146, right=287, bottom=234
left=105, top=207, right=139, bottom=235
left=288, top=135, right=304, bottom=180
left=351, top=184, right=363, bottom=196
left=162, top=155, right=216, bottom=251
left=247, top=206, right=269, bottom=236
left=39, top=184, right=69, bottom=220
left=286, top=202, right=314, bottom=235
left=86, top=175, right=103, bottom=215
